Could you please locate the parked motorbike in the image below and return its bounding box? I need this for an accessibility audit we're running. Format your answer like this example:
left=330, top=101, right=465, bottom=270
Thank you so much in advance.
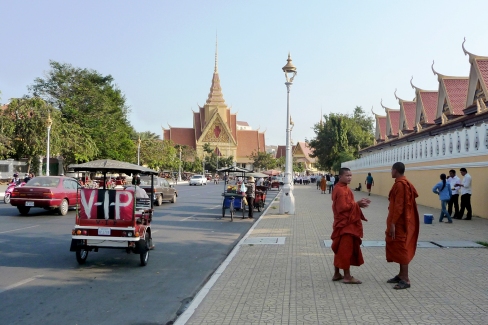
left=4, top=181, right=26, bottom=204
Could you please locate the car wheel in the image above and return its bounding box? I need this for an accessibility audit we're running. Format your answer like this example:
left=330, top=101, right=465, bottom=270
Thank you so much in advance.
left=4, top=193, right=10, bottom=204
left=18, top=206, right=30, bottom=215
left=76, top=249, right=89, bottom=264
left=170, top=194, right=176, bottom=203
left=156, top=194, right=163, bottom=206
left=58, top=199, right=69, bottom=216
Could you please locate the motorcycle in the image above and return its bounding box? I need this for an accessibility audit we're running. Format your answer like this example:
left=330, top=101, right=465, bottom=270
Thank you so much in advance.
left=4, top=181, right=26, bottom=204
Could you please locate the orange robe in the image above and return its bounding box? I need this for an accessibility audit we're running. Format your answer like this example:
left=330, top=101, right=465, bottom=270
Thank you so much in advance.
left=320, top=177, right=326, bottom=191
left=385, top=176, right=420, bottom=264
left=331, top=182, right=366, bottom=269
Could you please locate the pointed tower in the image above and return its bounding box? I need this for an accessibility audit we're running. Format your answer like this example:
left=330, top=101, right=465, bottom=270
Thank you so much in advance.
left=204, top=38, right=228, bottom=124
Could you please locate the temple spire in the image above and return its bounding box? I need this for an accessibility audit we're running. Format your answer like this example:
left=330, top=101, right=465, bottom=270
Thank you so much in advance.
left=206, top=37, right=226, bottom=106
left=214, top=33, right=218, bottom=73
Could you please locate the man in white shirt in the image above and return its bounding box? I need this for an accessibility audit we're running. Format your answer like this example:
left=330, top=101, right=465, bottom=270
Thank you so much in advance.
left=329, top=175, right=335, bottom=194
left=454, top=168, right=472, bottom=220
left=447, top=169, right=460, bottom=218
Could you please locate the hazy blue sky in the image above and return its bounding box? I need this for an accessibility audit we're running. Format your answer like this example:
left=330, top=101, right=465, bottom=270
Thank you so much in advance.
left=2, top=0, right=488, bottom=146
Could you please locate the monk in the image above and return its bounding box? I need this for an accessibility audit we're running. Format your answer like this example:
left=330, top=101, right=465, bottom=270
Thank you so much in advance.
left=385, top=162, right=420, bottom=290
left=320, top=174, right=326, bottom=194
left=331, top=167, right=370, bottom=284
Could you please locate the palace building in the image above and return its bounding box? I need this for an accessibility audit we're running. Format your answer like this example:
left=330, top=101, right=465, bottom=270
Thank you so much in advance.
left=343, top=39, right=488, bottom=218
left=162, top=46, right=265, bottom=170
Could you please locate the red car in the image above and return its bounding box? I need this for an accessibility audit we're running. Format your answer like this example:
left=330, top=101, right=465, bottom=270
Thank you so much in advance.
left=10, top=176, right=80, bottom=216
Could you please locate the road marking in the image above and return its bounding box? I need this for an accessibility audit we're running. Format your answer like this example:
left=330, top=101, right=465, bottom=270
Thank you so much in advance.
left=0, top=225, right=40, bottom=234
left=0, top=275, right=44, bottom=294
left=180, top=215, right=197, bottom=221
left=151, top=230, right=159, bottom=234
left=204, top=204, right=221, bottom=210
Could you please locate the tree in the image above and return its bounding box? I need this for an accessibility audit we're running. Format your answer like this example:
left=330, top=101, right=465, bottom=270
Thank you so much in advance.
left=308, top=106, right=374, bottom=172
left=138, top=139, right=178, bottom=172
left=249, top=151, right=276, bottom=170
left=29, top=61, right=136, bottom=162
left=204, top=154, right=234, bottom=173
left=293, top=159, right=305, bottom=173
left=275, top=156, right=285, bottom=171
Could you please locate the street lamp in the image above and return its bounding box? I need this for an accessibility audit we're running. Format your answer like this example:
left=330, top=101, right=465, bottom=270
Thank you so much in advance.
left=178, top=146, right=182, bottom=182
left=46, top=114, right=53, bottom=176
left=279, top=53, right=297, bottom=215
left=137, top=136, right=141, bottom=165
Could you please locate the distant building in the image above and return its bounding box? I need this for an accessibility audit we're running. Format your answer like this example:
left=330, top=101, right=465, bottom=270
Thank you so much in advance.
left=274, top=142, right=317, bottom=174
left=163, top=45, right=266, bottom=169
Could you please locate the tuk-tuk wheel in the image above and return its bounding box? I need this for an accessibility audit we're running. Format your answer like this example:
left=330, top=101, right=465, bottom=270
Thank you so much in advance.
left=76, top=249, right=89, bottom=264
left=257, top=205, right=262, bottom=212
left=140, top=234, right=150, bottom=266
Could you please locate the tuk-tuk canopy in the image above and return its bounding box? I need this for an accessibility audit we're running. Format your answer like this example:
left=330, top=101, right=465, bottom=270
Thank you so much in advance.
left=69, top=159, right=158, bottom=175
left=217, top=166, right=252, bottom=174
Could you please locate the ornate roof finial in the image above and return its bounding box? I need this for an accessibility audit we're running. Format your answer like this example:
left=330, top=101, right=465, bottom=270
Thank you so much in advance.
left=394, top=88, right=399, bottom=100
left=462, top=37, right=478, bottom=63
left=431, top=60, right=438, bottom=76
left=214, top=32, right=218, bottom=73
left=462, top=37, right=470, bottom=56
left=380, top=99, right=388, bottom=110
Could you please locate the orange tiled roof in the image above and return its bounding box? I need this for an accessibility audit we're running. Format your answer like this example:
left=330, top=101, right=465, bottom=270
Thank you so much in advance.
left=378, top=116, right=386, bottom=140
left=237, top=121, right=249, bottom=126
left=475, top=59, right=488, bottom=94
left=388, top=110, right=400, bottom=136
left=444, top=79, right=469, bottom=115
left=400, top=101, right=417, bottom=130
left=236, top=130, right=265, bottom=157
left=275, top=145, right=286, bottom=159
left=168, top=128, right=196, bottom=148
left=418, top=92, right=438, bottom=122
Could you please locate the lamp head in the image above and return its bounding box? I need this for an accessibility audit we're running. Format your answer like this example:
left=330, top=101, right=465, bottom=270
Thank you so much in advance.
left=282, top=53, right=297, bottom=83
left=46, top=114, right=53, bottom=128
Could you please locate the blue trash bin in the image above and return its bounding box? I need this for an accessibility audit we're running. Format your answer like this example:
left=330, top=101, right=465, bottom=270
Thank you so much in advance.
left=424, top=214, right=433, bottom=224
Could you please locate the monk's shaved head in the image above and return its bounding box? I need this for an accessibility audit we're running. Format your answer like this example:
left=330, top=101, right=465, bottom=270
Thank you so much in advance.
left=339, top=167, right=350, bottom=176
left=392, top=162, right=405, bottom=175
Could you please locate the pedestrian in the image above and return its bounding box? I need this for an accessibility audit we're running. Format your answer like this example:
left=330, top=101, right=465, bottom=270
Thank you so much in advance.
left=447, top=169, right=460, bottom=218
left=246, top=176, right=256, bottom=219
left=454, top=168, right=472, bottom=220
left=385, top=162, right=419, bottom=290
left=316, top=174, right=321, bottom=190
left=432, top=173, right=453, bottom=223
left=320, top=175, right=326, bottom=194
left=365, top=172, right=374, bottom=196
left=329, top=175, right=335, bottom=194
left=331, top=167, right=370, bottom=284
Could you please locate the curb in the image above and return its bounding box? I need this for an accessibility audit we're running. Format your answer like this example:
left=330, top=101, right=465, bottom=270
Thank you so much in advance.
left=173, top=189, right=282, bottom=325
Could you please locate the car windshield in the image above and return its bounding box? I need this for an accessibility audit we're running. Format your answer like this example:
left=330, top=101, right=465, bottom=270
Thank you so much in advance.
left=192, top=175, right=202, bottom=179
left=26, top=177, right=60, bottom=187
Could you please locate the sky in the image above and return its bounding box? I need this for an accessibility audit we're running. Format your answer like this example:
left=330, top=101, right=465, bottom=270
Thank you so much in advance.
left=2, top=0, right=488, bottom=146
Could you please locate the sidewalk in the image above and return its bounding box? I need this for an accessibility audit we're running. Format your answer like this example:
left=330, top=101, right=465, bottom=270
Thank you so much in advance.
left=177, top=183, right=488, bottom=324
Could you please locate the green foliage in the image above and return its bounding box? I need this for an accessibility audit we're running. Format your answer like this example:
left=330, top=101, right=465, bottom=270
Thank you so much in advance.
left=249, top=151, right=276, bottom=170
left=203, top=143, right=213, bottom=154
left=204, top=154, right=234, bottom=173
left=275, top=156, right=285, bottom=170
left=293, top=160, right=305, bottom=173
left=29, top=61, right=136, bottom=162
left=308, top=106, right=374, bottom=172
left=139, top=139, right=179, bottom=172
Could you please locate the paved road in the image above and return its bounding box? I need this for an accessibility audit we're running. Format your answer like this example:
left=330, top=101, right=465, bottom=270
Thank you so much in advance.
left=0, top=182, right=278, bottom=325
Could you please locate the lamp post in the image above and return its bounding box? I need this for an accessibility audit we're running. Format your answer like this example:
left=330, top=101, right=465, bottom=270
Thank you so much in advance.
left=46, top=114, right=53, bottom=176
left=137, top=136, right=141, bottom=165
left=178, top=146, right=182, bottom=182
left=279, top=53, right=297, bottom=215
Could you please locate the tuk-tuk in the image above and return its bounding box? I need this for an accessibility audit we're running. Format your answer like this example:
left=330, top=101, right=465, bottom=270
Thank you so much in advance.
left=69, top=159, right=158, bottom=266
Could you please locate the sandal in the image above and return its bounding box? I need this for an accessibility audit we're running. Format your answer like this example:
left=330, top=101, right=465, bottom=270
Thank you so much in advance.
left=387, top=275, right=401, bottom=283
left=343, top=277, right=362, bottom=284
left=393, top=280, right=410, bottom=290
left=332, top=275, right=344, bottom=282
